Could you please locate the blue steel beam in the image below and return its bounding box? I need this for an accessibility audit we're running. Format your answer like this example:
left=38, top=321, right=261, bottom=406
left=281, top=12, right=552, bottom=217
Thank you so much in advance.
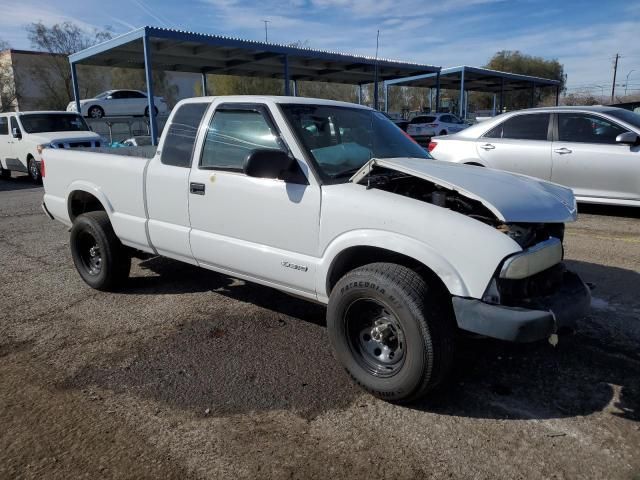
left=459, top=66, right=465, bottom=119
left=283, top=55, right=290, bottom=96
left=201, top=72, right=208, bottom=95
left=70, top=61, right=81, bottom=114
left=143, top=33, right=158, bottom=146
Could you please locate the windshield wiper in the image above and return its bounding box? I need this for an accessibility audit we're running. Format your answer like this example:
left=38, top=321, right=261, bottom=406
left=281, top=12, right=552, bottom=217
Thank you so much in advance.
left=331, top=166, right=364, bottom=179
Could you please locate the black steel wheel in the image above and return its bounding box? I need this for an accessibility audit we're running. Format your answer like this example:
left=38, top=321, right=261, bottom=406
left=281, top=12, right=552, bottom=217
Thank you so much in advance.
left=70, top=211, right=131, bottom=291
left=327, top=262, right=455, bottom=403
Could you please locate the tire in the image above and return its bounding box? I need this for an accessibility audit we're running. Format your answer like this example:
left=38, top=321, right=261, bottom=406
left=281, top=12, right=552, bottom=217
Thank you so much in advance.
left=88, top=106, right=104, bottom=118
left=439, top=130, right=447, bottom=136
left=27, top=156, right=41, bottom=183
left=144, top=106, right=158, bottom=117
left=327, top=262, right=455, bottom=403
left=0, top=167, right=10, bottom=179
left=70, top=211, right=131, bottom=291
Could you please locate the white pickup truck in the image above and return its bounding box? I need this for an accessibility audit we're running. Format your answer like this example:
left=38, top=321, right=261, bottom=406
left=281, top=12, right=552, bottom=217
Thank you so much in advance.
left=0, top=111, right=102, bottom=182
left=42, top=96, right=590, bottom=402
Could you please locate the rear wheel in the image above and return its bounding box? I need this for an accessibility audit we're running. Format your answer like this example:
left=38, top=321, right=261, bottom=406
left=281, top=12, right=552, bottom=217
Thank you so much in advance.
left=70, top=211, right=131, bottom=291
left=28, top=156, right=41, bottom=183
left=144, top=106, right=158, bottom=117
left=88, top=106, right=104, bottom=118
left=327, top=262, right=455, bottom=403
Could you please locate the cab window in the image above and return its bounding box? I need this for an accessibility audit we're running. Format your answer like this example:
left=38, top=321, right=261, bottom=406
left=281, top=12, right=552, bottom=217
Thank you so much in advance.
left=0, top=117, right=8, bottom=135
left=160, top=102, right=209, bottom=168
left=200, top=108, right=283, bottom=171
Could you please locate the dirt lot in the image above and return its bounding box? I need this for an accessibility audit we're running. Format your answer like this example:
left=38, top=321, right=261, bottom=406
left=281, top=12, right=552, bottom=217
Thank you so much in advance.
left=1, top=174, right=639, bottom=479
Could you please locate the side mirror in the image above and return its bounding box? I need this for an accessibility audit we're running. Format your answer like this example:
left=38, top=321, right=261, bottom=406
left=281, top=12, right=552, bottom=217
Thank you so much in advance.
left=12, top=128, right=21, bottom=139
left=244, top=149, right=294, bottom=179
left=106, top=95, right=113, bottom=100
left=616, top=131, right=640, bottom=145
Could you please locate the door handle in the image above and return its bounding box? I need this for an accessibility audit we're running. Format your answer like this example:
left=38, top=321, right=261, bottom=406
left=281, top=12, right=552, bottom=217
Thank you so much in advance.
left=480, top=143, right=495, bottom=150
left=554, top=147, right=572, bottom=154
left=190, top=182, right=205, bottom=195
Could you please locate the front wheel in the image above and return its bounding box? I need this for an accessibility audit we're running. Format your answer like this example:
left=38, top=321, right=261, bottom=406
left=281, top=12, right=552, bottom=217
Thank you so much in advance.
left=70, top=211, right=131, bottom=291
left=439, top=130, right=447, bottom=136
left=28, top=157, right=41, bottom=183
left=88, top=106, right=104, bottom=118
left=327, top=263, right=455, bottom=403
left=144, top=106, right=158, bottom=117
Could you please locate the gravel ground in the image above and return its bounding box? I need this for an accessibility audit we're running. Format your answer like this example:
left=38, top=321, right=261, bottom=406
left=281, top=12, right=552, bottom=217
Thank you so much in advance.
left=1, top=174, right=639, bottom=479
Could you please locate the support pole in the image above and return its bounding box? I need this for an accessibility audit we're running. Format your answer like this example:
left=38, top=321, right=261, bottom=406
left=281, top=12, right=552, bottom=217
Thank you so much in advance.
left=530, top=82, right=536, bottom=107
left=292, top=79, right=298, bottom=97
left=555, top=85, right=560, bottom=106
left=70, top=61, right=81, bottom=114
left=459, top=67, right=465, bottom=119
left=283, top=55, right=290, bottom=96
left=374, top=78, right=379, bottom=110
left=357, top=84, right=363, bottom=105
left=435, top=70, right=441, bottom=113
left=499, top=77, right=505, bottom=113
left=384, top=82, right=389, bottom=113
left=464, top=90, right=469, bottom=120
left=201, top=72, right=208, bottom=96
left=492, top=93, right=496, bottom=116
left=143, top=32, right=158, bottom=146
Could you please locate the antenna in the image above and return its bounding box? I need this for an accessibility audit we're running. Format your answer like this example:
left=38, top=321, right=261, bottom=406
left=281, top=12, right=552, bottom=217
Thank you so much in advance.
left=262, top=20, right=270, bottom=43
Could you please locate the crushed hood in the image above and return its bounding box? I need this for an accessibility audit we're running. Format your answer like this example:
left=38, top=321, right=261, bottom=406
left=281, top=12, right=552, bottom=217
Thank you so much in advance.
left=351, top=158, right=578, bottom=223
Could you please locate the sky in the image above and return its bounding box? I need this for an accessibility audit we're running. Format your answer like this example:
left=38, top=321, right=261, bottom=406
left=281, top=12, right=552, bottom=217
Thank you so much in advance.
left=2, top=0, right=640, bottom=93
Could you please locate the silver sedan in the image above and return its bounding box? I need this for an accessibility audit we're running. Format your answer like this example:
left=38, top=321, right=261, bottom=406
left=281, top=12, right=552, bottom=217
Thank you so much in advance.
left=429, top=106, right=640, bottom=207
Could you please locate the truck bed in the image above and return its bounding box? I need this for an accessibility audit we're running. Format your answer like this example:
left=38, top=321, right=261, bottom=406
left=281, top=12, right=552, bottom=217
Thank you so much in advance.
left=79, top=146, right=157, bottom=158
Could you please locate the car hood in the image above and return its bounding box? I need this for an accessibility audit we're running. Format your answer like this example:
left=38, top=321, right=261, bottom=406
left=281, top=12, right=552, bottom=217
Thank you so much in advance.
left=30, top=131, right=102, bottom=144
left=350, top=158, right=578, bottom=223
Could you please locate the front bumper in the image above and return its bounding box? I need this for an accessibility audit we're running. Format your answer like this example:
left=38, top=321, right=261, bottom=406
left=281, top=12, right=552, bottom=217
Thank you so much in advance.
left=452, top=270, right=591, bottom=342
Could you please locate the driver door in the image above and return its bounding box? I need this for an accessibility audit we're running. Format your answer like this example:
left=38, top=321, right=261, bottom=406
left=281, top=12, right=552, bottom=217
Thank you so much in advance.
left=188, top=102, right=321, bottom=296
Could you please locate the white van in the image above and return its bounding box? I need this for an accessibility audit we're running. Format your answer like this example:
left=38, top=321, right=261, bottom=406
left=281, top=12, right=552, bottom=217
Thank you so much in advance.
left=0, top=111, right=102, bottom=182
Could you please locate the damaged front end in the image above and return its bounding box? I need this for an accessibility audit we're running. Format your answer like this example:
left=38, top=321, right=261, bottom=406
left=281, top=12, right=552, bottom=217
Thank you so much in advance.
left=353, top=160, right=591, bottom=343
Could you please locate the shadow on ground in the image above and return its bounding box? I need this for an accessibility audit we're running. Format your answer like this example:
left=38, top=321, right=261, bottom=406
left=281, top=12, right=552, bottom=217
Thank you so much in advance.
left=578, top=202, right=640, bottom=219
left=0, top=175, right=41, bottom=192
left=65, top=257, right=640, bottom=422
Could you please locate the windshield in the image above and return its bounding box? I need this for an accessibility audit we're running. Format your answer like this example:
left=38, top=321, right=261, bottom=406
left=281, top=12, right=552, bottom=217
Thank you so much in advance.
left=19, top=114, right=90, bottom=134
left=606, top=109, right=640, bottom=130
left=281, top=104, right=430, bottom=182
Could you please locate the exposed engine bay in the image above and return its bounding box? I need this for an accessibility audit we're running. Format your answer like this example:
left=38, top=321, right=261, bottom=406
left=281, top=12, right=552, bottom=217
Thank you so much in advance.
left=359, top=166, right=564, bottom=249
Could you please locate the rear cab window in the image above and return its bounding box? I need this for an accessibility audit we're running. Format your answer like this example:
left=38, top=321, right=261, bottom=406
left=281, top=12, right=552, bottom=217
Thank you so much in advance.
left=410, top=116, right=436, bottom=124
left=160, top=102, right=210, bottom=167
left=484, top=113, right=551, bottom=141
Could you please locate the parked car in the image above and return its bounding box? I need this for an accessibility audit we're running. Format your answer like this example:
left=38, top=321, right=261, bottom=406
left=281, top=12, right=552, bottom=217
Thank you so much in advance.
left=0, top=111, right=102, bottom=182
left=407, top=113, right=469, bottom=142
left=67, top=89, right=169, bottom=118
left=382, top=112, right=409, bottom=131
left=429, top=106, right=640, bottom=207
left=42, top=96, right=590, bottom=402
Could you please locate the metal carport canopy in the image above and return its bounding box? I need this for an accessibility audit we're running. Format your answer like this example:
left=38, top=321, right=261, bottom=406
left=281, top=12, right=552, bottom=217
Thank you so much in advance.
left=69, top=26, right=440, bottom=144
left=383, top=65, right=562, bottom=116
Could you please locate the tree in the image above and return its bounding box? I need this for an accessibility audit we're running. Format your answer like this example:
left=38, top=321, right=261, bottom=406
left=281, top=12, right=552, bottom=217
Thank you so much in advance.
left=480, top=50, right=567, bottom=110
left=0, top=40, right=18, bottom=112
left=25, top=21, right=113, bottom=109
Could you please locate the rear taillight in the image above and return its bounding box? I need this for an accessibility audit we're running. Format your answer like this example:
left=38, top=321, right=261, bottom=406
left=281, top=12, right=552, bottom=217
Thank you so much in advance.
left=428, top=141, right=438, bottom=152
left=40, top=157, right=45, bottom=178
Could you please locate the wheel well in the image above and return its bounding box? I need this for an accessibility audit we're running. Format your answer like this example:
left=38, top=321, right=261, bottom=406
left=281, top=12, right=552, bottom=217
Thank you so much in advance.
left=327, top=246, right=450, bottom=298
left=68, top=190, right=106, bottom=221
left=464, top=162, right=484, bottom=167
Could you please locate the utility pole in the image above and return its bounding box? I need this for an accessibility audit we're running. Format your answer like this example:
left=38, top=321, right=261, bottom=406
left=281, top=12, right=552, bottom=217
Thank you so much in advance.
left=611, top=53, right=619, bottom=103
left=262, top=20, right=270, bottom=43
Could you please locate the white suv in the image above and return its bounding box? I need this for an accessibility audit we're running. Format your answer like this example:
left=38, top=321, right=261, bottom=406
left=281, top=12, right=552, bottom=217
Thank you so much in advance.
left=0, top=112, right=102, bottom=182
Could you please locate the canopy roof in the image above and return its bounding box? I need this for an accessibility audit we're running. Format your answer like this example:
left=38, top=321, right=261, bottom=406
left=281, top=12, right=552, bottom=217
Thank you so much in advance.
left=70, top=26, right=440, bottom=84
left=386, top=65, right=561, bottom=92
